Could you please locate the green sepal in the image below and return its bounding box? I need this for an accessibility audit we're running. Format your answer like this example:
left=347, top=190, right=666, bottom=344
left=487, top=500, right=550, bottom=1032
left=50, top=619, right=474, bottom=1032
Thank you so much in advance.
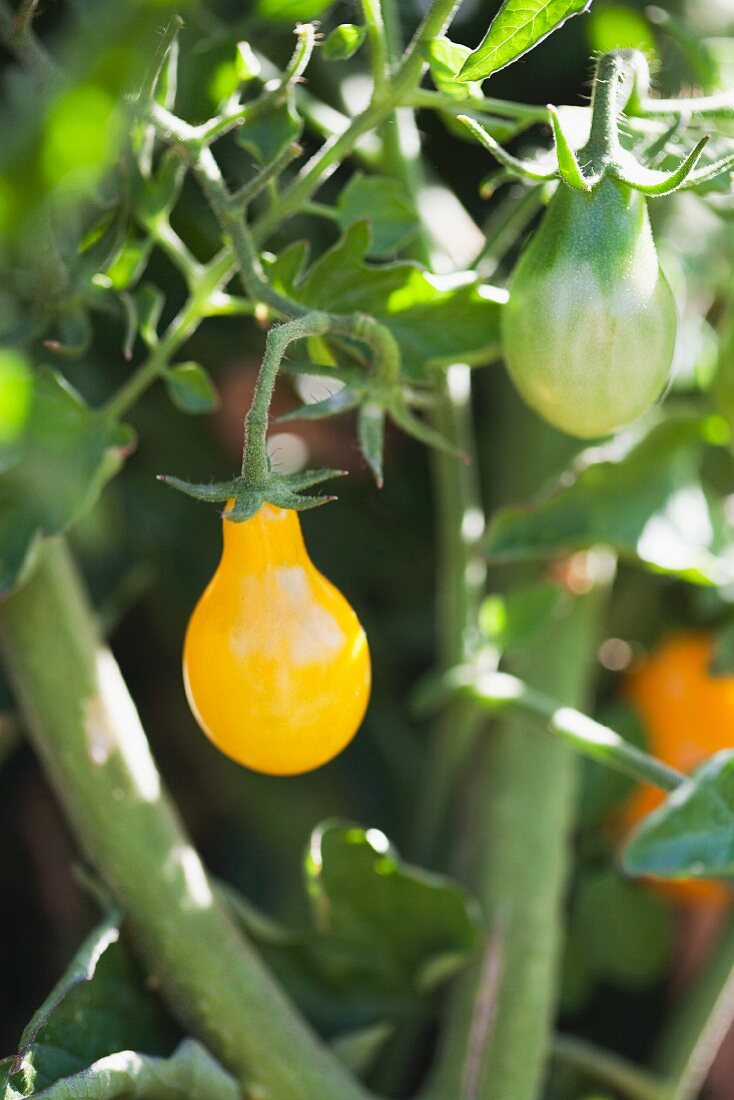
left=457, top=114, right=557, bottom=183
left=548, top=105, right=591, bottom=191
left=613, top=136, right=709, bottom=196
left=158, top=467, right=346, bottom=519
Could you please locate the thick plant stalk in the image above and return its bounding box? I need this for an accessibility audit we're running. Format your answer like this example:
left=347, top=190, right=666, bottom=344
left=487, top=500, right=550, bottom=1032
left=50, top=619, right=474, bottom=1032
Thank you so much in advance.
left=0, top=538, right=369, bottom=1100
left=425, top=584, right=605, bottom=1100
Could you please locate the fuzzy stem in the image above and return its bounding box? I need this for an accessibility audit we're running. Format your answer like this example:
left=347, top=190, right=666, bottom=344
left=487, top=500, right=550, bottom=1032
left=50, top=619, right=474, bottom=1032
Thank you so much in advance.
left=0, top=540, right=370, bottom=1100
left=582, top=50, right=645, bottom=165
left=552, top=1034, right=666, bottom=1100
left=424, top=587, right=607, bottom=1100
left=462, top=669, right=684, bottom=793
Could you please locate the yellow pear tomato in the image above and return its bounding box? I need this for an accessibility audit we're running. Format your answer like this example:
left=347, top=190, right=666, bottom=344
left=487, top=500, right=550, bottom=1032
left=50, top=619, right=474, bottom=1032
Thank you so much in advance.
left=183, top=503, right=371, bottom=775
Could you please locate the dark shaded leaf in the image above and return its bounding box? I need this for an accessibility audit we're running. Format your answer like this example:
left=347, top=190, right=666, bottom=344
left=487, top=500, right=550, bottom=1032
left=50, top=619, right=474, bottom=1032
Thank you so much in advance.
left=1, top=919, right=178, bottom=1097
left=165, top=363, right=219, bottom=415
left=337, top=175, right=416, bottom=258
left=572, top=870, right=672, bottom=988
left=226, top=821, right=481, bottom=1036
left=0, top=371, right=134, bottom=596
left=237, top=98, right=302, bottom=164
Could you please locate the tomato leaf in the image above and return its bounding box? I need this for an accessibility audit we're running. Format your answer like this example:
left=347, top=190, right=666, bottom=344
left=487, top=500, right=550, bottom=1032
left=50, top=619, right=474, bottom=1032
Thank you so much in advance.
left=479, top=582, right=565, bottom=653
left=336, top=175, right=417, bottom=258
left=1, top=918, right=179, bottom=1097
left=459, top=0, right=593, bottom=82
left=571, top=870, right=673, bottom=988
left=266, top=223, right=505, bottom=381
left=0, top=370, right=134, bottom=596
left=165, top=363, right=219, bottom=415
left=8, top=1042, right=239, bottom=1100
left=226, top=821, right=481, bottom=1036
left=483, top=416, right=733, bottom=586
left=622, top=751, right=734, bottom=881
left=236, top=97, right=303, bottom=165
left=425, top=36, right=482, bottom=100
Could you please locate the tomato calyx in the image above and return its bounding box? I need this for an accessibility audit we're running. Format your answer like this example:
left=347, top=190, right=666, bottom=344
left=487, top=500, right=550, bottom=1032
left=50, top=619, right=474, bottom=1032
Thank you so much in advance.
left=158, top=465, right=347, bottom=521
left=460, top=49, right=734, bottom=200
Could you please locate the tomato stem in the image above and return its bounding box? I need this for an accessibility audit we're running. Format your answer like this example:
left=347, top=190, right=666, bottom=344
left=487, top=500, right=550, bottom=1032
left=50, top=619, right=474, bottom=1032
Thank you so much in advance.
left=0, top=540, right=371, bottom=1100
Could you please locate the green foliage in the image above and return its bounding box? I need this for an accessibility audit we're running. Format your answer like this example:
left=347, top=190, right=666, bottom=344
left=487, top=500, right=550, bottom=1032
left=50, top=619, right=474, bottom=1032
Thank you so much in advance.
left=458, top=0, right=594, bottom=81
left=237, top=99, right=303, bottom=164
left=226, top=821, right=481, bottom=1036
left=424, top=37, right=482, bottom=100
left=1, top=917, right=179, bottom=1099
left=0, top=351, right=32, bottom=446
left=587, top=4, right=656, bottom=54
left=256, top=0, right=334, bottom=19
left=336, top=176, right=417, bottom=258
left=571, top=871, right=673, bottom=989
left=484, top=416, right=733, bottom=585
left=0, top=371, right=133, bottom=595
left=267, top=222, right=504, bottom=381
left=623, top=751, right=734, bottom=881
left=479, top=583, right=565, bottom=655
left=165, top=363, right=219, bottom=415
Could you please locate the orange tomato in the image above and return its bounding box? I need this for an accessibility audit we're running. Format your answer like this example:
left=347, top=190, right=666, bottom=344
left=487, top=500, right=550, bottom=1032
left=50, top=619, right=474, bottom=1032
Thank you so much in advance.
left=623, top=632, right=734, bottom=906
left=183, top=503, right=371, bottom=775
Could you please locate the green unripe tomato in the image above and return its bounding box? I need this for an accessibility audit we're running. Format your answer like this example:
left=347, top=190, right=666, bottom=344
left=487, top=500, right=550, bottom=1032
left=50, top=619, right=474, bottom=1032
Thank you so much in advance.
left=501, top=178, right=677, bottom=439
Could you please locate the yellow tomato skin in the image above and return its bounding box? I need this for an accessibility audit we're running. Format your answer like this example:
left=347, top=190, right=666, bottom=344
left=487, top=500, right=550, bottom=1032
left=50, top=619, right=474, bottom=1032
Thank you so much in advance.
left=183, top=504, right=371, bottom=775
left=624, top=633, right=734, bottom=906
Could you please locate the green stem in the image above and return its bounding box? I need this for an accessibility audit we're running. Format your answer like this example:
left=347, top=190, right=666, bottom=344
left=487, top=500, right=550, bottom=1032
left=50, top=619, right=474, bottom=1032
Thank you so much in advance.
left=234, top=141, right=303, bottom=208
left=425, top=587, right=607, bottom=1100
left=391, top=0, right=463, bottom=98
left=656, top=914, right=734, bottom=1100
left=0, top=540, right=369, bottom=1100
left=102, top=250, right=235, bottom=420
left=462, top=669, right=684, bottom=793
left=252, top=0, right=461, bottom=244
left=193, top=23, right=316, bottom=146
left=408, top=88, right=547, bottom=123
left=242, top=314, right=331, bottom=479
left=362, top=0, right=390, bottom=99
left=0, top=0, right=56, bottom=77
left=552, top=1034, right=666, bottom=1100
left=583, top=50, right=638, bottom=165
left=241, top=311, right=401, bottom=482
left=635, top=90, right=734, bottom=119
left=372, top=0, right=485, bottom=865
left=412, top=374, right=485, bottom=861
left=190, top=143, right=303, bottom=317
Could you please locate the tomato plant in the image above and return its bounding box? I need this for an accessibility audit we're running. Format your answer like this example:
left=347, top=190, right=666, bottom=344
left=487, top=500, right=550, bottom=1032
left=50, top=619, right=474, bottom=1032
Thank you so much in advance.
left=1, top=2, right=734, bottom=1100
